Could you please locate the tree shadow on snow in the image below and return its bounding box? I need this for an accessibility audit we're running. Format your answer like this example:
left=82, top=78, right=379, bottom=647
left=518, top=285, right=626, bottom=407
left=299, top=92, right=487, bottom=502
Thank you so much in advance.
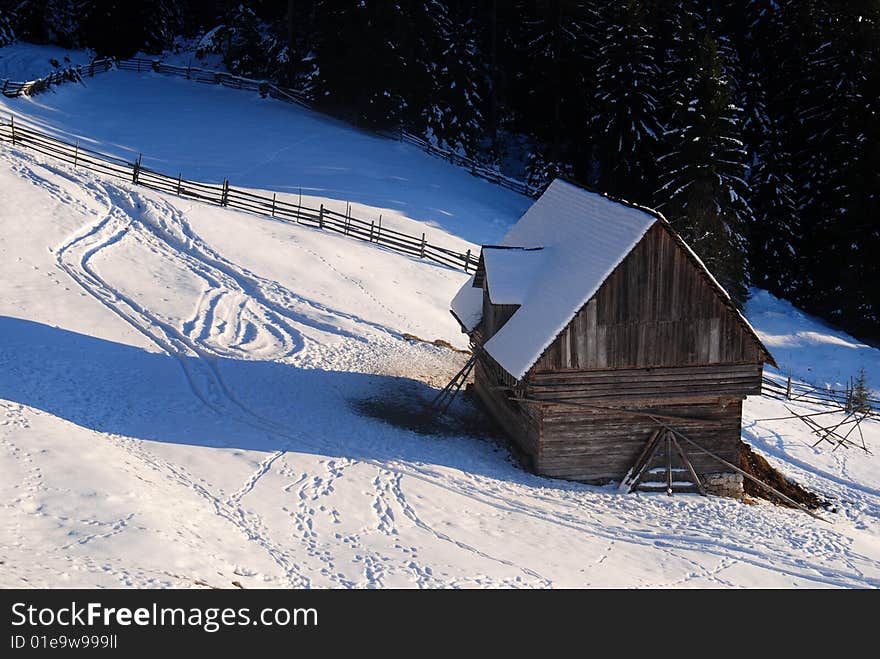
left=0, top=316, right=520, bottom=480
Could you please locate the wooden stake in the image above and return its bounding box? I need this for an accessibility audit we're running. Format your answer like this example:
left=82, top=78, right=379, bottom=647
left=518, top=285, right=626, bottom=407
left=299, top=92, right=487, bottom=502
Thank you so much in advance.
left=271, top=193, right=276, bottom=218
left=670, top=434, right=707, bottom=496
left=620, top=428, right=663, bottom=492
left=132, top=154, right=142, bottom=184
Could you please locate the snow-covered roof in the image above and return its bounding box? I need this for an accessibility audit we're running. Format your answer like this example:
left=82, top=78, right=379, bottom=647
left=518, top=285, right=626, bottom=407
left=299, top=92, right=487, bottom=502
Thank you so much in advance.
left=450, top=178, right=774, bottom=379
left=480, top=180, right=657, bottom=378
left=450, top=274, right=483, bottom=333
left=482, top=247, right=545, bottom=305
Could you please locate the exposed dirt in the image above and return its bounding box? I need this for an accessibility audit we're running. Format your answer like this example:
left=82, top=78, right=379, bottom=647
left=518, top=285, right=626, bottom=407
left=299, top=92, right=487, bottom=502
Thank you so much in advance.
left=739, top=442, right=824, bottom=509
left=352, top=384, right=501, bottom=439
left=401, top=332, right=470, bottom=354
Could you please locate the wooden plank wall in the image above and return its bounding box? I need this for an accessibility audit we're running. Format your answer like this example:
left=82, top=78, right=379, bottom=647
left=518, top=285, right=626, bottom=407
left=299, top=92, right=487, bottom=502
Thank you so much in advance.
left=480, top=287, right=519, bottom=342
left=537, top=399, right=743, bottom=482
left=528, top=363, right=763, bottom=405
left=473, top=360, right=541, bottom=466
left=531, top=223, right=762, bottom=372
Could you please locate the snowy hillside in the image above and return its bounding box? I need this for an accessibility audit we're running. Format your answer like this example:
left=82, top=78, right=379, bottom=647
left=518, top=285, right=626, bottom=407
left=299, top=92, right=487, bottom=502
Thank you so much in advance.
left=0, top=61, right=529, bottom=245
left=1, top=46, right=879, bottom=588
left=0, top=42, right=93, bottom=81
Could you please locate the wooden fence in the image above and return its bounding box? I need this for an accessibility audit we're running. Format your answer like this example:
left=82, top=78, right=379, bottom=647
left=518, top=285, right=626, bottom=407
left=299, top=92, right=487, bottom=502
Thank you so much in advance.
left=762, top=371, right=878, bottom=413
left=0, top=119, right=479, bottom=273
left=1, top=58, right=114, bottom=97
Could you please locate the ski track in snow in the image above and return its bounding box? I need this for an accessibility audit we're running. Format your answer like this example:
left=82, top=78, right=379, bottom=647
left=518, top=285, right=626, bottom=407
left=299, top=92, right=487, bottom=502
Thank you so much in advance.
left=7, top=153, right=554, bottom=587
left=2, top=145, right=880, bottom=588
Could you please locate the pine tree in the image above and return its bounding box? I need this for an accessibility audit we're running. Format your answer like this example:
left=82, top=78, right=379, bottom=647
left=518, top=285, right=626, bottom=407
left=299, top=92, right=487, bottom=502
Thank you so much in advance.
left=590, top=0, right=662, bottom=202
left=197, top=5, right=288, bottom=79
left=747, top=122, right=799, bottom=298
left=742, top=0, right=801, bottom=300
left=654, top=30, right=753, bottom=304
left=9, top=0, right=80, bottom=47
left=793, top=2, right=880, bottom=335
left=282, top=0, right=320, bottom=96
left=77, top=0, right=183, bottom=56
left=509, top=0, right=597, bottom=187
left=420, top=1, right=486, bottom=157
left=852, top=367, right=871, bottom=413
left=0, top=8, right=13, bottom=47
left=312, top=1, right=430, bottom=130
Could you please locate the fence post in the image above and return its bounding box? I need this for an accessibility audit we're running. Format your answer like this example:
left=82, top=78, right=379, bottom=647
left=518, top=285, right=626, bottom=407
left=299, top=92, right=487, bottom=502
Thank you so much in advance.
left=319, top=204, right=324, bottom=229
left=221, top=179, right=229, bottom=206
left=369, top=220, right=375, bottom=242
left=786, top=372, right=792, bottom=400
left=176, top=173, right=182, bottom=195
left=344, top=203, right=350, bottom=235
left=73, top=140, right=79, bottom=168
left=420, top=233, right=426, bottom=258
left=9, top=115, right=15, bottom=146
left=132, top=154, right=142, bottom=184
left=271, top=193, right=276, bottom=218
left=464, top=249, right=471, bottom=273
left=2, top=80, right=7, bottom=94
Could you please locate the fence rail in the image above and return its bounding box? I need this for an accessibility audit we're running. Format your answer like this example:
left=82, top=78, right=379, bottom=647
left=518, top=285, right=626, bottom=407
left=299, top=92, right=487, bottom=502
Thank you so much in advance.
left=396, top=131, right=537, bottom=197
left=761, top=372, right=878, bottom=413
left=0, top=119, right=479, bottom=273
left=1, top=58, right=114, bottom=97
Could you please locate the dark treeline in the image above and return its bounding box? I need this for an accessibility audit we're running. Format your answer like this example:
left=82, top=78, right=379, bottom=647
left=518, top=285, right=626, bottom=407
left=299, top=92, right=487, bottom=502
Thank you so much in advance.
left=2, top=1, right=878, bottom=340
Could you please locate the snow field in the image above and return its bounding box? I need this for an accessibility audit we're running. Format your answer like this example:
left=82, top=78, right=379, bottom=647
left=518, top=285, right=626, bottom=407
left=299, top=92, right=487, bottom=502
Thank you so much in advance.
left=1, top=45, right=879, bottom=588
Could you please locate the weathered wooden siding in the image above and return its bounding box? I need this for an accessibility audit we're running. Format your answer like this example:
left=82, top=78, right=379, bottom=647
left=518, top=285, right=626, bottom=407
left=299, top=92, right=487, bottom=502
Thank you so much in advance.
left=531, top=223, right=763, bottom=372
left=537, top=399, right=743, bottom=483
left=473, top=359, right=541, bottom=467
left=480, top=283, right=519, bottom=342
left=528, top=363, right=762, bottom=405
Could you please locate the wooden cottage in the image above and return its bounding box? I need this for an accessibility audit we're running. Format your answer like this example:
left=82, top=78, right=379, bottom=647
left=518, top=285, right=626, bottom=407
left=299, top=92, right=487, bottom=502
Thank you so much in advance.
left=450, top=179, right=775, bottom=495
